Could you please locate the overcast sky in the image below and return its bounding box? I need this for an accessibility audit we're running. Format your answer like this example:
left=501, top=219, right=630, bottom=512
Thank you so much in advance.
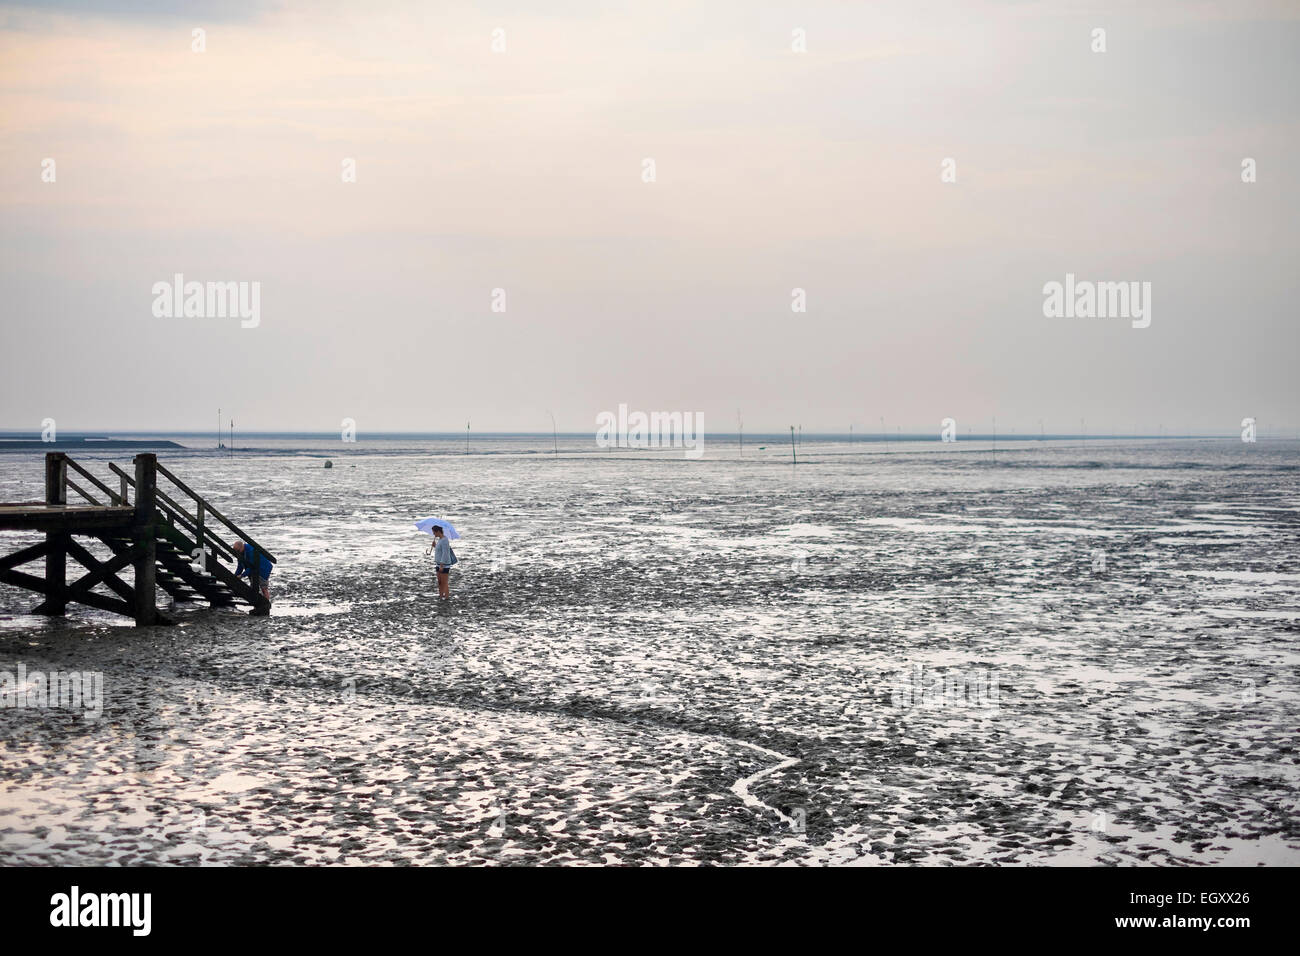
left=1, top=0, right=1297, bottom=435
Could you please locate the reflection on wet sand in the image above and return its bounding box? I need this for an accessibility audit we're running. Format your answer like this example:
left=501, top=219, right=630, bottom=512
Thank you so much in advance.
left=1, top=439, right=1297, bottom=865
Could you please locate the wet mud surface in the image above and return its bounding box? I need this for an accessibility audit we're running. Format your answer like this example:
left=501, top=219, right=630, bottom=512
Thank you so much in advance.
left=1, top=440, right=1297, bottom=864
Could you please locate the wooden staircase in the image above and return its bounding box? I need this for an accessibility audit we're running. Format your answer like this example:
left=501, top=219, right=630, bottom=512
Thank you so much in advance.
left=96, top=531, right=240, bottom=610
left=0, top=452, right=275, bottom=625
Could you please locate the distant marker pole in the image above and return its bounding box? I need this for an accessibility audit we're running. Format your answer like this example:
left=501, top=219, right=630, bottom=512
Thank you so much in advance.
left=790, top=426, right=797, bottom=466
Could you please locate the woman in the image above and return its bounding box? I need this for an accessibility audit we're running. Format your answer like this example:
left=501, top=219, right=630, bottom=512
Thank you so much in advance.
left=431, top=525, right=452, bottom=599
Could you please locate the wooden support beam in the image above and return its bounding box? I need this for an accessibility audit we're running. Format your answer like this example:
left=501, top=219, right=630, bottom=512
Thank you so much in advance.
left=3, top=537, right=144, bottom=620
left=1, top=568, right=50, bottom=595
left=0, top=505, right=134, bottom=533
left=34, top=588, right=134, bottom=619
left=65, top=589, right=134, bottom=618
left=66, top=538, right=137, bottom=606
left=33, top=540, right=172, bottom=622
left=0, top=540, right=49, bottom=575
left=66, top=546, right=138, bottom=603
left=41, top=453, right=68, bottom=616
left=47, top=451, right=66, bottom=504
left=132, top=453, right=159, bottom=627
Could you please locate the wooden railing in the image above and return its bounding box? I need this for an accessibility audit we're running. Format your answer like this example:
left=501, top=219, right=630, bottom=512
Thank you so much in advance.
left=56, top=456, right=274, bottom=569
left=104, top=461, right=275, bottom=566
left=155, top=462, right=275, bottom=565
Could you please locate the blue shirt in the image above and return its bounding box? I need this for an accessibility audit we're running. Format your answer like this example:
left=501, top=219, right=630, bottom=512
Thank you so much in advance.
left=235, top=544, right=273, bottom=579
left=433, top=538, right=452, bottom=566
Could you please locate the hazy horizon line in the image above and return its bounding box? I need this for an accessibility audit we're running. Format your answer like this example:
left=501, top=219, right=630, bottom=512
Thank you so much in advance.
left=2, top=429, right=1293, bottom=440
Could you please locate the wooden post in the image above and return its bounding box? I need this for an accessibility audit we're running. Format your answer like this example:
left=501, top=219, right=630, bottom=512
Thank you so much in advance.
left=39, top=452, right=68, bottom=616
left=132, top=453, right=158, bottom=626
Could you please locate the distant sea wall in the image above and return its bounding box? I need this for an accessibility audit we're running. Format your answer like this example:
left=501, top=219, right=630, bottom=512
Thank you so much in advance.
left=0, top=438, right=184, bottom=452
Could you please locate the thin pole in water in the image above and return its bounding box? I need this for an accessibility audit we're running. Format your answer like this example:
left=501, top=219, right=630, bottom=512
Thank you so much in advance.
left=880, top=416, right=888, bottom=453
left=547, top=411, right=557, bottom=457
left=466, top=422, right=470, bottom=455
left=790, top=425, right=797, bottom=465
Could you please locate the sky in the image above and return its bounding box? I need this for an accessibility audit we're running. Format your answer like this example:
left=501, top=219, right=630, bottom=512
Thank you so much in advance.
left=1, top=0, right=1297, bottom=436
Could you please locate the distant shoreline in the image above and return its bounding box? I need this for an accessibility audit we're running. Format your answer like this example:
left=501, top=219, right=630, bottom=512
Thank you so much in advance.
left=0, top=431, right=1256, bottom=442
left=0, top=438, right=183, bottom=452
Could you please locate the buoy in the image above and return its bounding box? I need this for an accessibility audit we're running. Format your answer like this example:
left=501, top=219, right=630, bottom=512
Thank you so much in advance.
left=324, top=460, right=333, bottom=469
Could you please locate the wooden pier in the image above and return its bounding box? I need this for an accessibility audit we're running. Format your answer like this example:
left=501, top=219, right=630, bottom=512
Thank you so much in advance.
left=0, top=453, right=274, bottom=626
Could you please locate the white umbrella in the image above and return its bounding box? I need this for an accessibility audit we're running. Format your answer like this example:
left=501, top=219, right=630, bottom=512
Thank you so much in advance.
left=414, top=517, right=461, bottom=540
